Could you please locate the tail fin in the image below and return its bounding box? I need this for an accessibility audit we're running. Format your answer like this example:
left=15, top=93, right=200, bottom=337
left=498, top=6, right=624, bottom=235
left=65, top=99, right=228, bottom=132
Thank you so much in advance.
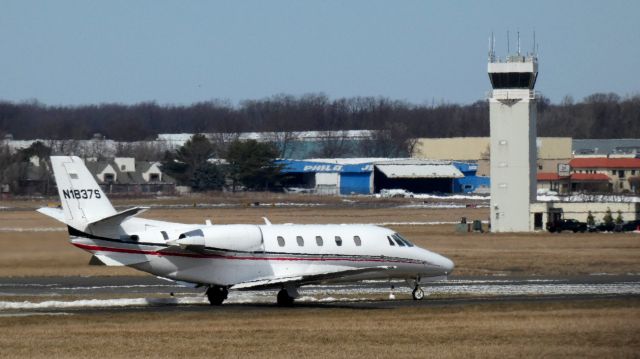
left=50, top=156, right=117, bottom=229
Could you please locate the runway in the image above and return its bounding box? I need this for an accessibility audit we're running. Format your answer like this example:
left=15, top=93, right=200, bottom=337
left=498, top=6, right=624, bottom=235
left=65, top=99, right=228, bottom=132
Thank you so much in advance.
left=1, top=275, right=638, bottom=315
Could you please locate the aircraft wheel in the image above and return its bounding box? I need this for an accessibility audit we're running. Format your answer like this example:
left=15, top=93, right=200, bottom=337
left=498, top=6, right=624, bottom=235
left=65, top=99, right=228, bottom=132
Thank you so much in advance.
left=206, top=286, right=228, bottom=306
left=277, top=289, right=295, bottom=306
left=412, top=286, right=425, bottom=300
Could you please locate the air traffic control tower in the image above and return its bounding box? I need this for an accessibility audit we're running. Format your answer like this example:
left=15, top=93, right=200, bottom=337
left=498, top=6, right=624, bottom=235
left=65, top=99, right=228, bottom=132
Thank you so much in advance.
left=488, top=39, right=538, bottom=232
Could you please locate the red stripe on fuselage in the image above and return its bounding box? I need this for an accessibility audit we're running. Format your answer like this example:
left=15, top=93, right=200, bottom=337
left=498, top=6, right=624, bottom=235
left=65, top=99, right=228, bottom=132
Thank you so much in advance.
left=72, top=242, right=419, bottom=265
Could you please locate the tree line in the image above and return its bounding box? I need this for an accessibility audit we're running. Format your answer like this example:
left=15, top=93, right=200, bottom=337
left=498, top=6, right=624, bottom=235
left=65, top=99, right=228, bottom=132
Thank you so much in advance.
left=0, top=135, right=284, bottom=195
left=1, top=92, right=638, bottom=143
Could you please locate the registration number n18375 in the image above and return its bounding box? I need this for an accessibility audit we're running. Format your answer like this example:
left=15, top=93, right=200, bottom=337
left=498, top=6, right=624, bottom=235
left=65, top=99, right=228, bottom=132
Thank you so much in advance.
left=62, top=189, right=102, bottom=199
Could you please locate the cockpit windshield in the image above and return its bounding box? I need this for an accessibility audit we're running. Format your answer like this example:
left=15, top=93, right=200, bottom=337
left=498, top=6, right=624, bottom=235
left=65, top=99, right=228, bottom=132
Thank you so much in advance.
left=392, top=233, right=414, bottom=247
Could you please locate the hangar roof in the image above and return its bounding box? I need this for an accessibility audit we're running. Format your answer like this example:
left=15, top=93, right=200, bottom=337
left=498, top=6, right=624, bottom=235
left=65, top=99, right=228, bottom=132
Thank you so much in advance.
left=376, top=164, right=463, bottom=179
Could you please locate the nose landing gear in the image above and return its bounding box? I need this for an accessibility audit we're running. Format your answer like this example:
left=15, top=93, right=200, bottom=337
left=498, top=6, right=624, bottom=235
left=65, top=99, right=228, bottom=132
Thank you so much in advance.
left=206, top=286, right=229, bottom=305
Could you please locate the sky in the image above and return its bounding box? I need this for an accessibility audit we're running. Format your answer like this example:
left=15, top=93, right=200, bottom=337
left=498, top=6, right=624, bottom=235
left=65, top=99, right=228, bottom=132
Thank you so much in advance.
left=1, top=0, right=639, bottom=106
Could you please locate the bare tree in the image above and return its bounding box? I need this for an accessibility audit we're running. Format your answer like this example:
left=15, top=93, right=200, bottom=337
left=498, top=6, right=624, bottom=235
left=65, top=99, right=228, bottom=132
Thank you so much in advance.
left=310, top=130, right=352, bottom=158
left=265, top=131, right=301, bottom=158
left=115, top=141, right=169, bottom=161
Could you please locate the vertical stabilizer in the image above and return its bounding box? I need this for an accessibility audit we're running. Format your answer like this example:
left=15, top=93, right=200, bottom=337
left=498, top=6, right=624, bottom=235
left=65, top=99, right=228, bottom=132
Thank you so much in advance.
left=50, top=156, right=116, bottom=229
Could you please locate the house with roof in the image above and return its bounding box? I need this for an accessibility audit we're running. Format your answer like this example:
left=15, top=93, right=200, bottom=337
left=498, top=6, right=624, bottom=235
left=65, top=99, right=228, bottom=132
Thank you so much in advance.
left=538, top=157, right=640, bottom=194
left=569, top=157, right=640, bottom=193
left=536, top=172, right=611, bottom=194
left=84, top=157, right=175, bottom=195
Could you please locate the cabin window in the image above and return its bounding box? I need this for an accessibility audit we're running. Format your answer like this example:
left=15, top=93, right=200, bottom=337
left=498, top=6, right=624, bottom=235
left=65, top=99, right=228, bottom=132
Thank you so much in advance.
left=160, top=231, right=169, bottom=240
left=388, top=236, right=395, bottom=246
left=335, top=236, right=343, bottom=246
left=277, top=236, right=285, bottom=247
left=130, top=235, right=139, bottom=242
left=296, top=236, right=304, bottom=246
left=316, top=236, right=323, bottom=246
left=353, top=235, right=362, bottom=246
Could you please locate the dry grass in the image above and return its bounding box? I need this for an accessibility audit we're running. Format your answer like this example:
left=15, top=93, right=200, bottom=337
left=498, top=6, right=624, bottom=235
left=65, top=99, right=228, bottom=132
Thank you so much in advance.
left=0, top=299, right=638, bottom=358
left=0, top=205, right=639, bottom=277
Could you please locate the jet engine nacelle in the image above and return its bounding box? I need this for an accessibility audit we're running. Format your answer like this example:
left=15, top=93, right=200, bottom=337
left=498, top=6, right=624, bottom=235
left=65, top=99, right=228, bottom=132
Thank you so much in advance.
left=172, top=225, right=264, bottom=252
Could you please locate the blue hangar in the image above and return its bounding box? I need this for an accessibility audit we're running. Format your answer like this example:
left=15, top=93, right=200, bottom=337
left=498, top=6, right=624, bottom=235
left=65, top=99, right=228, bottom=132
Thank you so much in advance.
left=277, top=159, right=489, bottom=195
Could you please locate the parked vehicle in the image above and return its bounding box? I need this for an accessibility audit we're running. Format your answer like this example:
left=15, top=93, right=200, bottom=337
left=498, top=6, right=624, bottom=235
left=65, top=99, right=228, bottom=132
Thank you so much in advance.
left=595, top=222, right=616, bottom=232
left=617, top=220, right=640, bottom=232
left=378, top=189, right=414, bottom=198
left=546, top=219, right=587, bottom=233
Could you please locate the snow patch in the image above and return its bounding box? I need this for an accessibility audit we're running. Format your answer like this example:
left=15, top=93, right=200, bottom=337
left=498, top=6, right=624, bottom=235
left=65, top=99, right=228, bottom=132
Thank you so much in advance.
left=411, top=194, right=489, bottom=201
left=0, top=227, right=66, bottom=232
left=0, top=296, right=209, bottom=310
left=537, top=194, right=640, bottom=203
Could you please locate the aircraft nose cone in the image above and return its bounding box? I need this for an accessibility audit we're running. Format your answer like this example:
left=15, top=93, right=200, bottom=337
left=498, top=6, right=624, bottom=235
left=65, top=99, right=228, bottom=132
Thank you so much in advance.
left=431, top=253, right=454, bottom=275
left=441, top=256, right=455, bottom=274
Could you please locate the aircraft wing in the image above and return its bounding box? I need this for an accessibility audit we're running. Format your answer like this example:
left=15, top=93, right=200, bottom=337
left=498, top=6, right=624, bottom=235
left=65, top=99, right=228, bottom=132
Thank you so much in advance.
left=230, top=265, right=396, bottom=291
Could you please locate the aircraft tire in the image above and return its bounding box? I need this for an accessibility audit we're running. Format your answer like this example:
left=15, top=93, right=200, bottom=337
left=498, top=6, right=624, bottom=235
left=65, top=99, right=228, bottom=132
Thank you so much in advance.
left=277, top=289, right=295, bottom=306
left=206, top=286, right=228, bottom=306
left=412, top=286, right=425, bottom=300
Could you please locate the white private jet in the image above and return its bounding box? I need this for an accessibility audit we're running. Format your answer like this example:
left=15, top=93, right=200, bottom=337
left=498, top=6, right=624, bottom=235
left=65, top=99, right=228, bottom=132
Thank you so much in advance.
left=38, top=156, right=454, bottom=306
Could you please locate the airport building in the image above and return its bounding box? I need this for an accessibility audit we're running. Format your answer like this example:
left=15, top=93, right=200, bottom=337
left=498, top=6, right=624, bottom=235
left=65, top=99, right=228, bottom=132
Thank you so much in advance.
left=413, top=136, right=572, bottom=177
left=276, top=158, right=488, bottom=195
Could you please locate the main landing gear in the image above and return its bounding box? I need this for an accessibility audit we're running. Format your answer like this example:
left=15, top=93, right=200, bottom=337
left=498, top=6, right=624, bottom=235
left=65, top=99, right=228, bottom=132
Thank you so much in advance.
left=206, top=286, right=228, bottom=305
left=276, top=288, right=298, bottom=306
left=412, top=285, right=425, bottom=300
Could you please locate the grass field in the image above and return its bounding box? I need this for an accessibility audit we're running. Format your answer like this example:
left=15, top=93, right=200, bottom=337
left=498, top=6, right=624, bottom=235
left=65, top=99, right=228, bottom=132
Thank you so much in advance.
left=0, top=299, right=638, bottom=358
left=1, top=196, right=639, bottom=358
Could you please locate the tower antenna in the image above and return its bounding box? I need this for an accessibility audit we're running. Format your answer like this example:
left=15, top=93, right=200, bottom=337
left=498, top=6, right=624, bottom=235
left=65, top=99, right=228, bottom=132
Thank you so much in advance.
left=532, top=30, right=536, bottom=55
left=507, top=30, right=510, bottom=54
left=489, top=37, right=492, bottom=61
left=489, top=31, right=495, bottom=60
left=517, top=30, right=521, bottom=55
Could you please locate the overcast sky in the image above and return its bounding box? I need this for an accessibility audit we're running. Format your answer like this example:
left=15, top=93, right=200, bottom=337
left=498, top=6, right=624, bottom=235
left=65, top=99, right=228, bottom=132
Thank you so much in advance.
left=1, top=0, right=638, bottom=106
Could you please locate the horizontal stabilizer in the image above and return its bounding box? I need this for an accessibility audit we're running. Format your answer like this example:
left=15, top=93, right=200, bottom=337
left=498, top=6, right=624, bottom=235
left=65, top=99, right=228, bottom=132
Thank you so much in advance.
left=90, top=253, right=149, bottom=267
left=36, top=207, right=66, bottom=224
left=231, top=265, right=396, bottom=290
left=88, top=255, right=106, bottom=266
left=89, top=207, right=149, bottom=226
